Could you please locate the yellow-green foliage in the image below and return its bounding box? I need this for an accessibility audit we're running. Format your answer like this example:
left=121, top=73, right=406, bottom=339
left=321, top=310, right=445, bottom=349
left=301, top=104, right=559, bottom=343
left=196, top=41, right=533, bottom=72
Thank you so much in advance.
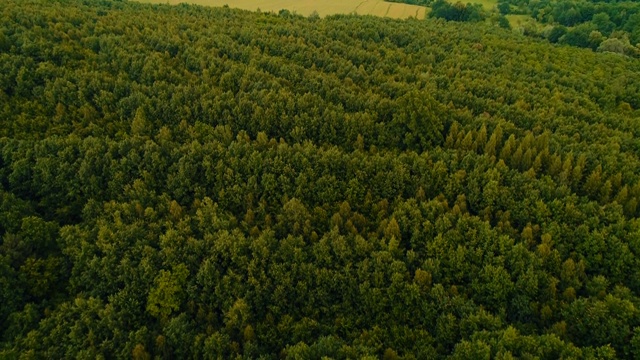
left=1, top=0, right=640, bottom=359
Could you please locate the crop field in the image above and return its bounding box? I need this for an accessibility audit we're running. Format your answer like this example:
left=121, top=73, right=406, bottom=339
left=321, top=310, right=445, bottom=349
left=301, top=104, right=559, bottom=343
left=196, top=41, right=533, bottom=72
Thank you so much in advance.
left=135, top=0, right=428, bottom=19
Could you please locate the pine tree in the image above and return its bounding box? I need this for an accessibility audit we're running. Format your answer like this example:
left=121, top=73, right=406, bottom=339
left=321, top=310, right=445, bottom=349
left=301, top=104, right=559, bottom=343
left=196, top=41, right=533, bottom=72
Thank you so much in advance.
left=499, top=134, right=516, bottom=162
left=559, top=153, right=573, bottom=186
left=615, top=185, right=628, bottom=205
left=522, top=148, right=534, bottom=171
left=571, top=154, right=586, bottom=190
left=511, top=146, right=523, bottom=170
left=445, top=122, right=460, bottom=149
left=549, top=154, right=563, bottom=177
left=484, top=125, right=503, bottom=158
left=600, top=179, right=612, bottom=204
left=460, top=131, right=474, bottom=151
left=484, top=132, right=498, bottom=158
left=584, top=165, right=603, bottom=198
left=473, top=124, right=487, bottom=153
left=131, top=107, right=151, bottom=137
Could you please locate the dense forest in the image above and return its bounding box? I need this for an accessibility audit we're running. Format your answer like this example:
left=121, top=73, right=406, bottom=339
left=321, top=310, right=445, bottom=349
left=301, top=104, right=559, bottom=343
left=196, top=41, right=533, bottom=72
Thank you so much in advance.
left=2, top=0, right=640, bottom=358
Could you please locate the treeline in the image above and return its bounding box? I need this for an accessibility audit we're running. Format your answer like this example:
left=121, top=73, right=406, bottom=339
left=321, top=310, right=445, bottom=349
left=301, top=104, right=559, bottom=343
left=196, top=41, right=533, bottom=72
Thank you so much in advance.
left=429, top=0, right=486, bottom=22
left=387, top=0, right=434, bottom=7
left=1, top=0, right=640, bottom=358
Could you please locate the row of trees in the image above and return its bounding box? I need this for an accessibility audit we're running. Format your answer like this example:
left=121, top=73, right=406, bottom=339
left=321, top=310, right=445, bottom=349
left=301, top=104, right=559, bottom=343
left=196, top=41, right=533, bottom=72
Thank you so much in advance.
left=429, top=0, right=486, bottom=22
left=1, top=0, right=640, bottom=358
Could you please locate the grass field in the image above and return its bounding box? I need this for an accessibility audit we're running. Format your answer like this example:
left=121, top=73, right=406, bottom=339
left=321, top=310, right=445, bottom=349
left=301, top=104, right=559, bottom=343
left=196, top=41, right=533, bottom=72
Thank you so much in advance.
left=475, top=0, right=498, bottom=10
left=134, top=0, right=428, bottom=19
left=506, top=14, right=533, bottom=28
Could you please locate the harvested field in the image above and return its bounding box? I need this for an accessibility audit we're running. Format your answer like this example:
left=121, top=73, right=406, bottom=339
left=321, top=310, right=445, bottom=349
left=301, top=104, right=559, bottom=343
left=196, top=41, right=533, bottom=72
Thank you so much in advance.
left=135, top=0, right=428, bottom=19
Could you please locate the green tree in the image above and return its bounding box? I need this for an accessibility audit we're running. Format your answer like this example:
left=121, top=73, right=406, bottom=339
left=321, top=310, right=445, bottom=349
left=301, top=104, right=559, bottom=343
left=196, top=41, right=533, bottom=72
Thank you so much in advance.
left=392, top=90, right=446, bottom=150
left=147, top=264, right=189, bottom=321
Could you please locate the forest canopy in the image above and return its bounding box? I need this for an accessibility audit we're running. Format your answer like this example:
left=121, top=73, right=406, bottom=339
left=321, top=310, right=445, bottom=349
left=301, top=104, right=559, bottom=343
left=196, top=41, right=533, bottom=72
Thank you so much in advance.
left=1, top=0, right=640, bottom=358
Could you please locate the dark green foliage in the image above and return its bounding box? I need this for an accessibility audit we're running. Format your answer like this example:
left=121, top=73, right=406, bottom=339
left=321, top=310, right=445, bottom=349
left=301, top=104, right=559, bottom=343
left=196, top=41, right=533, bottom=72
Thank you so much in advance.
left=1, top=0, right=640, bottom=358
left=560, top=22, right=597, bottom=48
left=387, top=0, right=434, bottom=6
left=498, top=1, right=511, bottom=14
left=497, top=15, right=511, bottom=28
left=430, top=0, right=486, bottom=22
left=547, top=25, right=568, bottom=43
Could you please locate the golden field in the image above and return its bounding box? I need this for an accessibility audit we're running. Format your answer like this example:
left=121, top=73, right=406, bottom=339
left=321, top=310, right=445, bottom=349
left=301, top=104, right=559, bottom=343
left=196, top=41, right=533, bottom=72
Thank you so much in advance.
left=134, top=0, right=428, bottom=19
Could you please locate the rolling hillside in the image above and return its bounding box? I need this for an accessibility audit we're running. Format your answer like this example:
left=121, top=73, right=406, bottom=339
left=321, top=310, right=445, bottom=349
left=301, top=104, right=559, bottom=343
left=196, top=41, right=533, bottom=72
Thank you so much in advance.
left=1, top=0, right=640, bottom=358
